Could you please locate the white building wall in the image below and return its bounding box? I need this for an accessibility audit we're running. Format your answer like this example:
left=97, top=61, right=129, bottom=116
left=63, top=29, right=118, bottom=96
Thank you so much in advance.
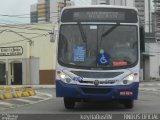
left=0, top=23, right=56, bottom=85
left=110, top=0, right=121, bottom=5
left=126, top=0, right=134, bottom=7
left=50, top=0, right=74, bottom=24
left=135, top=0, right=151, bottom=33
left=92, top=0, right=109, bottom=5
left=31, top=4, right=37, bottom=12
left=38, top=0, right=45, bottom=4
left=92, top=0, right=97, bottom=5
left=92, top=0, right=101, bottom=5
left=31, top=32, right=55, bottom=70
left=50, top=0, right=63, bottom=24
left=91, top=0, right=134, bottom=7
left=148, top=43, right=160, bottom=78
left=109, top=0, right=134, bottom=7
left=145, top=0, right=148, bottom=32
left=144, top=0, right=152, bottom=33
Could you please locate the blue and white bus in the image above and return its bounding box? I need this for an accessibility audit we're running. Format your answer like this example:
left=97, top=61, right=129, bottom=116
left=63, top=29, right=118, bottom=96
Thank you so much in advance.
left=56, top=5, right=144, bottom=109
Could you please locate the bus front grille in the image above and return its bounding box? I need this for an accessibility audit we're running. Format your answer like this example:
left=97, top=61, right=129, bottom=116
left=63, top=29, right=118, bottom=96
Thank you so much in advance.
left=71, top=71, right=123, bottom=78
left=81, top=88, right=112, bottom=94
left=79, top=80, right=116, bottom=85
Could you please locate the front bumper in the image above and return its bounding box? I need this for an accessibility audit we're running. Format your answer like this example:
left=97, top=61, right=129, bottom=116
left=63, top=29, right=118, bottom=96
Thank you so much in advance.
left=56, top=80, right=139, bottom=100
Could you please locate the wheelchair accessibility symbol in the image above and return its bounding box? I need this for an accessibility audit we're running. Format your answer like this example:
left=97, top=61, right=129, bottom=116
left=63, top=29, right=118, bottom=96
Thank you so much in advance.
left=98, top=53, right=110, bottom=65
left=100, top=55, right=108, bottom=64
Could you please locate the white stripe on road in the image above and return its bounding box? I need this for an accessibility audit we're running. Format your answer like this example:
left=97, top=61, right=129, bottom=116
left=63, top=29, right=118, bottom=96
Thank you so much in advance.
left=14, top=98, right=34, bottom=104
left=0, top=101, right=14, bottom=107
left=139, top=88, right=157, bottom=91
left=140, top=84, right=154, bottom=86
left=29, top=95, right=46, bottom=99
left=36, top=92, right=53, bottom=97
left=144, top=84, right=154, bottom=86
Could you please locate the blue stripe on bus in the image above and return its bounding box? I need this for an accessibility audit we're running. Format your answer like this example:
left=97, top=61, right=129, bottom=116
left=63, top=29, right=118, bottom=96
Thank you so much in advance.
left=56, top=80, right=139, bottom=100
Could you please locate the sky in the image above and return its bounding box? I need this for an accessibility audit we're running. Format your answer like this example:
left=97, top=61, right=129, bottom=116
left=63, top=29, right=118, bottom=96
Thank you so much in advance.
left=0, top=0, right=91, bottom=25
left=0, top=0, right=37, bottom=24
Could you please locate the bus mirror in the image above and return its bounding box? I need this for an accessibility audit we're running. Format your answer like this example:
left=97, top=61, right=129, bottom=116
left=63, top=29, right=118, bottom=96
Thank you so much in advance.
left=140, top=26, right=145, bottom=52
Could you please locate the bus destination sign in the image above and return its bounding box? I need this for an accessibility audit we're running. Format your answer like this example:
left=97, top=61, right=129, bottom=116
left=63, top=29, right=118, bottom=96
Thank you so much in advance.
left=73, top=11, right=125, bottom=21
left=61, top=8, right=138, bottom=23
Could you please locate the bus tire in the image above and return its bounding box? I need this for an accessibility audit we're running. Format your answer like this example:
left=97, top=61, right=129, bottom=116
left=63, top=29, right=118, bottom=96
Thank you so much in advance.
left=64, top=97, right=75, bottom=109
left=123, top=100, right=134, bottom=109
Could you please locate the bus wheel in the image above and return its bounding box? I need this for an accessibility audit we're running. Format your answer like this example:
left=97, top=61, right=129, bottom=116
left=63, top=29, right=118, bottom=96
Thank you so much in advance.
left=64, top=97, right=75, bottom=109
left=123, top=100, right=134, bottom=109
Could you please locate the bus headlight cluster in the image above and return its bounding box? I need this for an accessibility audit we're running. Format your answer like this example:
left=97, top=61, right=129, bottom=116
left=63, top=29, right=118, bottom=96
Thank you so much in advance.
left=119, top=73, right=136, bottom=85
left=57, top=71, right=75, bottom=84
left=123, top=74, right=134, bottom=85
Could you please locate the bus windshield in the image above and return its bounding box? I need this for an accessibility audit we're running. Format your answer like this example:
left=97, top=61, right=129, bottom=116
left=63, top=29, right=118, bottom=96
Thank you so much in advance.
left=58, top=24, right=138, bottom=69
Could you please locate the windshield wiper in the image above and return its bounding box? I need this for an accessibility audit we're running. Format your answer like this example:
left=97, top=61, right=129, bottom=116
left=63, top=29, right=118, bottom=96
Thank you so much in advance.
left=77, top=22, right=87, bottom=43
left=100, top=23, right=120, bottom=46
left=102, top=23, right=120, bottom=37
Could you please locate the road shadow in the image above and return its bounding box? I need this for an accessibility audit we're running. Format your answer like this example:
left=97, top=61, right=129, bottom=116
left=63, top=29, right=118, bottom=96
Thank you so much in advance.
left=63, top=100, right=135, bottom=112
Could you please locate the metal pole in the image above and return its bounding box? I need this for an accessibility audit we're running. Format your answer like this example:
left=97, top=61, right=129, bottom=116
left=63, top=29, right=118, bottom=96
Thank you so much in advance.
left=148, top=0, right=151, bottom=33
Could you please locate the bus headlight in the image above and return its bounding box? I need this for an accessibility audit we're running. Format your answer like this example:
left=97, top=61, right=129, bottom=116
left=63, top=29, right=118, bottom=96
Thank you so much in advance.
left=60, top=74, right=66, bottom=79
left=119, top=74, right=135, bottom=85
left=57, top=71, right=75, bottom=84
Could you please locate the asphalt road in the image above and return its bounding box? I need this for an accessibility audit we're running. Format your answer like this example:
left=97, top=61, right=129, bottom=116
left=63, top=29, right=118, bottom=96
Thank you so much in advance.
left=0, top=85, right=160, bottom=120
left=1, top=88, right=160, bottom=113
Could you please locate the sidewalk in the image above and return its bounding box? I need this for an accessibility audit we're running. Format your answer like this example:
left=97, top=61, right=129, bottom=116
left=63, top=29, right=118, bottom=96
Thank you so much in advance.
left=1, top=80, right=160, bottom=91
left=140, top=79, right=160, bottom=82
left=0, top=85, right=56, bottom=90
left=139, top=80, right=160, bottom=93
left=1, top=80, right=160, bottom=89
left=27, top=85, right=56, bottom=89
left=140, top=80, right=160, bottom=86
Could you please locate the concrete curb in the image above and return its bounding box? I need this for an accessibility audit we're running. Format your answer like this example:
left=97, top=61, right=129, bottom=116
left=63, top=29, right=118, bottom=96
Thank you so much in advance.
left=31, top=85, right=56, bottom=89
left=0, top=87, right=37, bottom=100
left=1, top=85, right=159, bottom=93
left=139, top=83, right=160, bottom=87
left=140, top=80, right=160, bottom=83
left=0, top=85, right=56, bottom=89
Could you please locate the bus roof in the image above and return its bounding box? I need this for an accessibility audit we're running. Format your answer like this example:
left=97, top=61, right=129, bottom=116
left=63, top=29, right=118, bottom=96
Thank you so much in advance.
left=62, top=5, right=138, bottom=13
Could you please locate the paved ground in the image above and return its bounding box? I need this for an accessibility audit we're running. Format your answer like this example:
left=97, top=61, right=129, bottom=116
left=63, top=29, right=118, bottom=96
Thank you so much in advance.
left=139, top=80, right=160, bottom=92
left=0, top=91, right=52, bottom=111
left=140, top=80, right=160, bottom=86
left=0, top=81, right=160, bottom=111
left=0, top=80, right=160, bottom=113
left=1, top=88, right=160, bottom=117
left=0, top=82, right=160, bottom=120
